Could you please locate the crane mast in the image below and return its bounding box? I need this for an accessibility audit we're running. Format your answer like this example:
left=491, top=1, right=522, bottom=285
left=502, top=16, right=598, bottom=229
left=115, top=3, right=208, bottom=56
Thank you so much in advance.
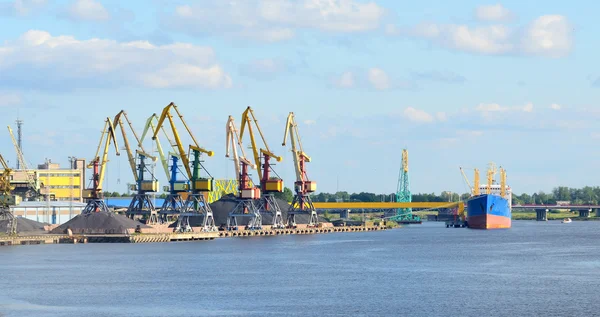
left=82, top=118, right=119, bottom=214
left=282, top=112, right=318, bottom=227
left=238, top=106, right=285, bottom=229
left=226, top=115, right=262, bottom=230
left=112, top=110, right=160, bottom=224
left=7, top=125, right=40, bottom=200
left=141, top=114, right=188, bottom=219
left=0, top=154, right=17, bottom=235
left=153, top=102, right=217, bottom=232
left=459, top=167, right=474, bottom=196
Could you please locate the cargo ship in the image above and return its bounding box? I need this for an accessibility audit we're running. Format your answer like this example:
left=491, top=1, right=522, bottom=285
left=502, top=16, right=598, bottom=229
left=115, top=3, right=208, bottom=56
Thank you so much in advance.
left=461, top=164, right=512, bottom=229
left=466, top=193, right=511, bottom=229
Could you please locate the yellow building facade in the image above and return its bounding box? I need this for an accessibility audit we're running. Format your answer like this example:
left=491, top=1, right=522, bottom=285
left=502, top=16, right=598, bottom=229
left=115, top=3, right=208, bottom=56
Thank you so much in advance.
left=3, top=158, right=86, bottom=202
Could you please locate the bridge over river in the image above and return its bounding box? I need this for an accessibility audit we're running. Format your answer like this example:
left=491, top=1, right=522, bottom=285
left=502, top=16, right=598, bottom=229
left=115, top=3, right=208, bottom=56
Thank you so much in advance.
left=513, top=204, right=600, bottom=220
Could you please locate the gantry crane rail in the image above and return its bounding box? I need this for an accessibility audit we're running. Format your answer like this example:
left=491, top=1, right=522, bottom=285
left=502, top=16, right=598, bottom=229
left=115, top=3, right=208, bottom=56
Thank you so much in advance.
left=239, top=106, right=285, bottom=229
left=282, top=112, right=318, bottom=227
left=225, top=115, right=261, bottom=230
left=153, top=102, right=217, bottom=232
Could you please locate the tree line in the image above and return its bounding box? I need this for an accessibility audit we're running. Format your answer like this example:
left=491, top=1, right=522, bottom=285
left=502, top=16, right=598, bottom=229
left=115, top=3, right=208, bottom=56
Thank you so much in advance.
left=104, top=186, right=600, bottom=205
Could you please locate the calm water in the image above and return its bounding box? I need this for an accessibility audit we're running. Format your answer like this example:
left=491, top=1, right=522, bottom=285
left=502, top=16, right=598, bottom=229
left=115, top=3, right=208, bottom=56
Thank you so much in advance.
left=1, top=221, right=599, bottom=317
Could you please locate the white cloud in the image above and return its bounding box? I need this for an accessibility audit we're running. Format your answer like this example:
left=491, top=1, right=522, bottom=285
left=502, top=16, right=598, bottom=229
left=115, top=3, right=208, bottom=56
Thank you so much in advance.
left=0, top=92, right=22, bottom=106
left=404, top=107, right=434, bottom=123
left=304, top=120, right=317, bottom=126
left=239, top=58, right=287, bottom=80
left=475, top=4, right=514, bottom=22
left=0, top=0, right=46, bottom=16
left=334, top=71, right=355, bottom=88
left=457, top=130, right=484, bottom=137
left=476, top=102, right=535, bottom=115
left=392, top=13, right=573, bottom=57
left=166, top=0, right=385, bottom=42
left=260, top=0, right=384, bottom=32
left=436, top=112, right=448, bottom=122
left=0, top=30, right=232, bottom=90
left=550, top=103, right=562, bottom=110
left=476, top=103, right=509, bottom=112
left=367, top=68, right=390, bottom=90
left=521, top=15, right=572, bottom=58
left=67, top=0, right=110, bottom=22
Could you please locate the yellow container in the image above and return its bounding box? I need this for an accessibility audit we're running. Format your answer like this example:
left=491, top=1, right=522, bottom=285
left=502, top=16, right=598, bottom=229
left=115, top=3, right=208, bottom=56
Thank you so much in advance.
left=305, top=181, right=317, bottom=192
left=173, top=182, right=189, bottom=192
left=195, top=178, right=214, bottom=191
left=265, top=179, right=283, bottom=192
left=141, top=181, right=159, bottom=192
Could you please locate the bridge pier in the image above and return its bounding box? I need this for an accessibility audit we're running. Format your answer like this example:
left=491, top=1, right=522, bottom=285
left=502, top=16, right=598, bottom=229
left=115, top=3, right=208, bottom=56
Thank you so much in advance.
left=536, top=209, right=548, bottom=221
left=579, top=209, right=591, bottom=218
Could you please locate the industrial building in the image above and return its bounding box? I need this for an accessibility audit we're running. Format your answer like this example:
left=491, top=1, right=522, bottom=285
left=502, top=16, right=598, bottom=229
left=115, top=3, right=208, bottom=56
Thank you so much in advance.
left=1, top=158, right=86, bottom=202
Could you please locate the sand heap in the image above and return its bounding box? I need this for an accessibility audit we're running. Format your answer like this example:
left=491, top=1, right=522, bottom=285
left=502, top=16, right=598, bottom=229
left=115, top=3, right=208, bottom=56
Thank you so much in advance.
left=51, top=211, right=150, bottom=234
left=171, top=194, right=327, bottom=228
left=0, top=217, right=48, bottom=234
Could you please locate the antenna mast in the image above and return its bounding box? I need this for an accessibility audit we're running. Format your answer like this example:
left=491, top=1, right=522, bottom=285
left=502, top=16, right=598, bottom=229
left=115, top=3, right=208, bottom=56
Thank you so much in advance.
left=16, top=118, right=23, bottom=170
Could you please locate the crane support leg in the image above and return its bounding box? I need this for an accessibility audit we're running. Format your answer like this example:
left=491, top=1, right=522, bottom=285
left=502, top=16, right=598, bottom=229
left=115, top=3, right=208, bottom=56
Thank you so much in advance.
left=261, top=194, right=285, bottom=229
left=126, top=194, right=158, bottom=225
left=158, top=194, right=185, bottom=223
left=228, top=199, right=261, bottom=231
left=0, top=208, right=16, bottom=235
left=287, top=194, right=318, bottom=228
left=82, top=199, right=110, bottom=214
left=179, top=194, right=217, bottom=232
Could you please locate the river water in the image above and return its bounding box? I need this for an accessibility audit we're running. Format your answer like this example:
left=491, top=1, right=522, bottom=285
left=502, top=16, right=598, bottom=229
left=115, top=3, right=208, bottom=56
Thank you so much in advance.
left=1, top=221, right=599, bottom=317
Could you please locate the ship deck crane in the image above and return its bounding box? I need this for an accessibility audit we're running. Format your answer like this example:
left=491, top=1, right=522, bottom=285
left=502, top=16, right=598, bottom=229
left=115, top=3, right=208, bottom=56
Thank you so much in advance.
left=238, top=106, right=285, bottom=229
left=0, top=154, right=17, bottom=235
left=82, top=117, right=119, bottom=214
left=226, top=115, right=261, bottom=230
left=153, top=102, right=217, bottom=232
left=113, top=110, right=160, bottom=224
left=7, top=126, right=40, bottom=200
left=282, top=112, right=318, bottom=227
left=141, top=113, right=188, bottom=220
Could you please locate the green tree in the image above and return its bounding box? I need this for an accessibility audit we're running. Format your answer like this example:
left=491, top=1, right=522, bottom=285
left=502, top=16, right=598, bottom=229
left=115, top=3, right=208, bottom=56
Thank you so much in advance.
left=274, top=187, right=294, bottom=203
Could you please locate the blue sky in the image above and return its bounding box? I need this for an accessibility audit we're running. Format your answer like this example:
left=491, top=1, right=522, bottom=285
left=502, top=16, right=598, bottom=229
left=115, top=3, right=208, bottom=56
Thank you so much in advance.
left=0, top=0, right=598, bottom=196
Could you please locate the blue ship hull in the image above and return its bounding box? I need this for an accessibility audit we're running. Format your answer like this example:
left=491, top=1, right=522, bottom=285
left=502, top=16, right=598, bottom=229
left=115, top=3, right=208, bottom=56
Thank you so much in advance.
left=467, top=194, right=511, bottom=229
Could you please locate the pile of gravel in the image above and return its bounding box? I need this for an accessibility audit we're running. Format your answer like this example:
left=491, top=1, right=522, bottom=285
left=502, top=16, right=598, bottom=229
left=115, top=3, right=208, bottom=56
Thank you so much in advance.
left=51, top=211, right=150, bottom=234
left=0, top=217, right=48, bottom=234
left=172, top=194, right=327, bottom=227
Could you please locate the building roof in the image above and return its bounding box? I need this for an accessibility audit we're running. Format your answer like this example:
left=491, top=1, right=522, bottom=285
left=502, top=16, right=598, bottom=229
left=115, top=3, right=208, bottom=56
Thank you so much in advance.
left=14, top=201, right=88, bottom=208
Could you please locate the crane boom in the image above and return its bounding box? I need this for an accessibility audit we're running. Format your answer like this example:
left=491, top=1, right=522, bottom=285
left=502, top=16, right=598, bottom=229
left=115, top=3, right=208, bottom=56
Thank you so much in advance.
left=141, top=114, right=171, bottom=181
left=459, top=167, right=473, bottom=195
left=240, top=106, right=282, bottom=182
left=8, top=125, right=39, bottom=198
left=90, top=118, right=120, bottom=192
left=281, top=112, right=318, bottom=227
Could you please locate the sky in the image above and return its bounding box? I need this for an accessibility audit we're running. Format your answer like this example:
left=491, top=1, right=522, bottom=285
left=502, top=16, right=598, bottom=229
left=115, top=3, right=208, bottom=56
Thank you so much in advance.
left=0, top=0, right=598, bottom=196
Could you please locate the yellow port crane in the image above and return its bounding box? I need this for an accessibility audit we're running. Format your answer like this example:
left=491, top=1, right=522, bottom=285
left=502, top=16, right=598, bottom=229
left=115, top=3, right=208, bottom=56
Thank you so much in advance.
left=282, top=112, right=318, bottom=227
left=225, top=115, right=261, bottom=230
left=112, top=110, right=159, bottom=224
left=459, top=167, right=473, bottom=196
left=153, top=102, right=217, bottom=232
left=500, top=167, right=507, bottom=198
left=7, top=125, right=40, bottom=200
left=238, top=106, right=285, bottom=229
left=140, top=113, right=187, bottom=219
left=0, top=154, right=17, bottom=235
left=82, top=117, right=119, bottom=214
